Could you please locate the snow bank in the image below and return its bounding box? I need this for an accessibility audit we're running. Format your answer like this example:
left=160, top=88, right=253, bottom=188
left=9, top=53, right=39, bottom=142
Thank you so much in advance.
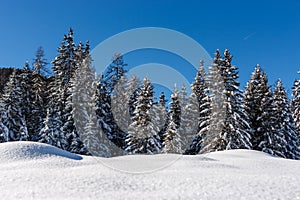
left=0, top=141, right=82, bottom=161
left=0, top=142, right=299, bottom=200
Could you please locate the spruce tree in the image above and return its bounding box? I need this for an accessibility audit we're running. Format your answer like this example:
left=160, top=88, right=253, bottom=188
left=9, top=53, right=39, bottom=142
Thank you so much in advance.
left=0, top=110, right=8, bottom=143
left=163, top=88, right=183, bottom=153
left=32, top=46, right=49, bottom=75
left=39, top=28, right=86, bottom=153
left=111, top=75, right=131, bottom=134
left=179, top=92, right=199, bottom=153
left=125, top=77, right=161, bottom=154
left=19, top=61, right=34, bottom=140
left=273, top=80, right=300, bottom=159
left=244, top=65, right=279, bottom=154
left=31, top=70, right=47, bottom=141
left=155, top=92, right=168, bottom=145
left=203, top=49, right=251, bottom=152
left=1, top=70, right=28, bottom=141
left=292, top=71, right=300, bottom=138
left=186, top=60, right=210, bottom=154
left=103, top=53, right=127, bottom=94
left=72, top=56, right=122, bottom=156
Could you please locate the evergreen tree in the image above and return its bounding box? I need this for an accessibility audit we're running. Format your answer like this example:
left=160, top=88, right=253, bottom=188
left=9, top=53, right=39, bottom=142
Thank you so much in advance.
left=202, top=54, right=226, bottom=152
left=179, top=84, right=188, bottom=108
left=163, top=88, right=183, bottom=153
left=95, top=75, right=114, bottom=139
left=19, top=61, right=34, bottom=140
left=181, top=92, right=201, bottom=154
left=0, top=109, right=8, bottom=143
left=31, top=72, right=47, bottom=141
left=292, top=71, right=300, bottom=137
left=273, top=80, right=300, bottom=159
left=72, top=56, right=121, bottom=156
left=186, top=60, right=210, bottom=154
left=39, top=28, right=86, bottom=153
left=32, top=46, right=49, bottom=75
left=31, top=46, right=49, bottom=141
left=156, top=92, right=168, bottom=145
left=126, top=77, right=161, bottom=154
left=244, top=65, right=277, bottom=153
left=1, top=70, right=28, bottom=141
left=203, top=49, right=251, bottom=152
left=103, top=53, right=127, bottom=94
left=111, top=75, right=131, bottom=133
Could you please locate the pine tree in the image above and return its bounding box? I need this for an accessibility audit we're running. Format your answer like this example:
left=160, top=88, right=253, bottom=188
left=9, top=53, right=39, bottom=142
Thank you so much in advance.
left=31, top=71, right=47, bottom=141
left=179, top=92, right=199, bottom=153
left=292, top=71, right=300, bottom=138
left=31, top=46, right=49, bottom=141
left=203, top=49, right=251, bottom=152
left=0, top=109, right=8, bottom=143
left=155, top=92, right=168, bottom=145
left=202, top=54, right=226, bottom=152
left=186, top=60, right=210, bottom=154
left=96, top=75, right=114, bottom=139
left=163, top=88, right=183, bottom=153
left=19, top=61, right=34, bottom=140
left=111, top=75, right=131, bottom=134
left=103, top=53, right=127, bottom=94
left=126, top=77, right=161, bottom=154
left=273, top=80, right=300, bottom=159
left=179, top=85, right=188, bottom=108
left=1, top=70, right=28, bottom=141
left=39, top=28, right=86, bottom=153
left=32, top=46, right=49, bottom=75
left=71, top=56, right=122, bottom=156
left=244, top=65, right=277, bottom=153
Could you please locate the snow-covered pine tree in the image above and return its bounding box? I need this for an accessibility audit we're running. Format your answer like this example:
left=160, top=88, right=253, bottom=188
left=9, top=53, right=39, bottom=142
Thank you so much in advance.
left=292, top=71, right=300, bottom=138
left=179, top=84, right=188, bottom=108
left=39, top=28, right=86, bottom=153
left=38, top=75, right=65, bottom=148
left=19, top=61, right=35, bottom=140
left=273, top=80, right=300, bottom=159
left=244, top=65, right=275, bottom=151
left=72, top=55, right=123, bottom=157
left=32, top=46, right=49, bottom=76
left=179, top=92, right=200, bottom=153
left=156, top=92, right=168, bottom=145
left=244, top=65, right=285, bottom=157
left=203, top=49, right=251, bottom=152
left=103, top=53, right=127, bottom=94
left=163, top=87, right=184, bottom=153
left=0, top=109, right=8, bottom=143
left=96, top=75, right=113, bottom=137
left=111, top=75, right=131, bottom=133
left=128, top=76, right=141, bottom=117
left=31, top=64, right=48, bottom=141
left=1, top=70, right=28, bottom=141
left=186, top=60, right=210, bottom=154
left=202, top=53, right=226, bottom=152
left=126, top=77, right=161, bottom=154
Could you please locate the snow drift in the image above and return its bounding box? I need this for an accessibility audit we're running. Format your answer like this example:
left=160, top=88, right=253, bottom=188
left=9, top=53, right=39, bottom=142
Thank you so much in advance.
left=0, top=141, right=299, bottom=200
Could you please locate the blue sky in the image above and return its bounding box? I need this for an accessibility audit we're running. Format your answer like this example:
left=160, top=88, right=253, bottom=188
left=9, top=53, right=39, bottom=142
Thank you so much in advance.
left=0, top=0, right=300, bottom=95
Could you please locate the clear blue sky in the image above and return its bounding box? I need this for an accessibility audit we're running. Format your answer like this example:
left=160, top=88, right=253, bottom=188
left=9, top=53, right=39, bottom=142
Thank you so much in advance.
left=0, top=0, right=300, bottom=95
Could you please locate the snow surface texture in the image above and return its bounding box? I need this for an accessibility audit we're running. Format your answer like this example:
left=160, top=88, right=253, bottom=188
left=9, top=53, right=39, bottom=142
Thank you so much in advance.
left=0, top=142, right=300, bottom=200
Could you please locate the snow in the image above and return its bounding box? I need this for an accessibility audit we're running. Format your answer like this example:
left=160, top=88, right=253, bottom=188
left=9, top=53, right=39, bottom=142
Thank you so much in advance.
left=1, top=141, right=300, bottom=200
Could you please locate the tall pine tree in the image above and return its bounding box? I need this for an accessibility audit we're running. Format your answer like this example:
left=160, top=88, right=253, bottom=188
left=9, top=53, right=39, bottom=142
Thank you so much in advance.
left=126, top=77, right=161, bottom=154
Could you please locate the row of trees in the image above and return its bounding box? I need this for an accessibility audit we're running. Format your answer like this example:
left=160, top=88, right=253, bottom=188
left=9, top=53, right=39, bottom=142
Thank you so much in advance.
left=0, top=28, right=299, bottom=159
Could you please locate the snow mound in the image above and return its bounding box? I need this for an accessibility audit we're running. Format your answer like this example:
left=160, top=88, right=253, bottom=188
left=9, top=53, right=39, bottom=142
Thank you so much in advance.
left=0, top=141, right=82, bottom=161
left=0, top=143, right=300, bottom=200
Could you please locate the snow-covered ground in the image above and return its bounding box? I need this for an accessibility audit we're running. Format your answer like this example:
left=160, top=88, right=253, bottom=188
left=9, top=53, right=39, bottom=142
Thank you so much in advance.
left=0, top=142, right=299, bottom=200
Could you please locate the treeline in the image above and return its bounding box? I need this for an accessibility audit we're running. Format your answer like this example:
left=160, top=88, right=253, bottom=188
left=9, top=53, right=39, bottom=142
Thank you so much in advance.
left=0, top=28, right=300, bottom=159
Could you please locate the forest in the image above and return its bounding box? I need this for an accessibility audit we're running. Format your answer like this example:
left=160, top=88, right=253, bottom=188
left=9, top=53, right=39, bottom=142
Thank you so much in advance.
left=0, top=28, right=299, bottom=159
